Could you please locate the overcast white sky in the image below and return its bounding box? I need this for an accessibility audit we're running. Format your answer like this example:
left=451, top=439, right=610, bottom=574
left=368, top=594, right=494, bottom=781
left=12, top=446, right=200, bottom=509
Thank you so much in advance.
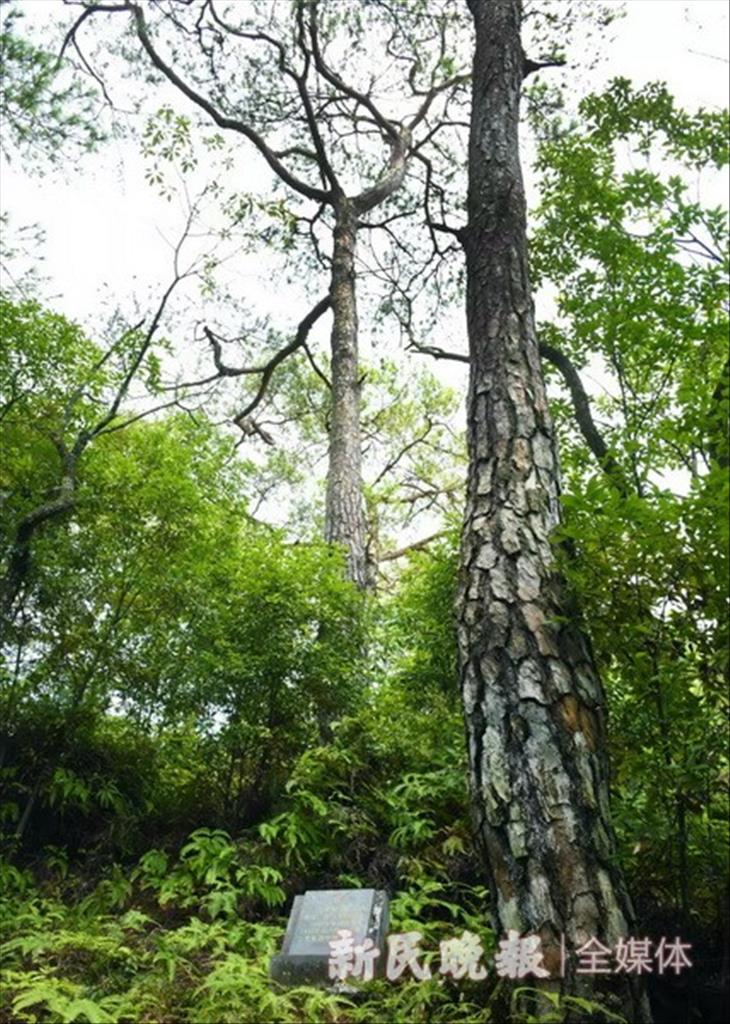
left=1, top=0, right=728, bottom=329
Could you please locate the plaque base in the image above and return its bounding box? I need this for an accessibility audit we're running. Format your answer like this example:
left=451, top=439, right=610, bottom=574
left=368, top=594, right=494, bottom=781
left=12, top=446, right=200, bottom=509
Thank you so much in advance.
left=270, top=952, right=334, bottom=987
left=269, top=888, right=389, bottom=989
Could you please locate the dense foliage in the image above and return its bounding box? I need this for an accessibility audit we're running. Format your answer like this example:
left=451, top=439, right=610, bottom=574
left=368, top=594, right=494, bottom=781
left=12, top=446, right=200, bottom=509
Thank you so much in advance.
left=531, top=80, right=729, bottom=935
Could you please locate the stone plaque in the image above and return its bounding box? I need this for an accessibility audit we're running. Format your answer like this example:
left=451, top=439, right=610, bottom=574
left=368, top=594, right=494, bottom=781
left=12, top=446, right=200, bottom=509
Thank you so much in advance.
left=270, top=887, right=389, bottom=987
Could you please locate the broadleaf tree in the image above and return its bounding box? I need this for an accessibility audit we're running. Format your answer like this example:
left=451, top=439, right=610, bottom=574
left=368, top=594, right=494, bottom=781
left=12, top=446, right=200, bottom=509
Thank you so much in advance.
left=529, top=78, right=729, bottom=933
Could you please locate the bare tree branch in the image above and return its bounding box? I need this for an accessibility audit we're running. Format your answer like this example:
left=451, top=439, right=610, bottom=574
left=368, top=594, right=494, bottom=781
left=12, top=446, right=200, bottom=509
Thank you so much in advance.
left=68, top=1, right=331, bottom=203
left=379, top=529, right=450, bottom=562
left=408, top=341, right=469, bottom=363
left=231, top=296, right=332, bottom=422
left=1, top=208, right=204, bottom=629
left=538, top=341, right=630, bottom=495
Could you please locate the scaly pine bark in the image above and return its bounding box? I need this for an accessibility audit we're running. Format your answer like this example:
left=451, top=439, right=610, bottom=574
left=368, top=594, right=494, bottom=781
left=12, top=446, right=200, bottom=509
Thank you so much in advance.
left=456, top=2, right=651, bottom=1018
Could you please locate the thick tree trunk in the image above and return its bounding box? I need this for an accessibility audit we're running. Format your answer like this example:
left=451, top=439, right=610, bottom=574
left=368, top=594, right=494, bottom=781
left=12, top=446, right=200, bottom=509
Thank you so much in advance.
left=457, top=2, right=650, bottom=1019
left=325, top=200, right=370, bottom=589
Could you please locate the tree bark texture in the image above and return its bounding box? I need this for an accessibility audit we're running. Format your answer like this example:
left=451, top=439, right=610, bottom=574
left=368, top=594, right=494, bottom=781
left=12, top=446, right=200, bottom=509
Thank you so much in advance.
left=324, top=201, right=370, bottom=589
left=457, top=2, right=650, bottom=1019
